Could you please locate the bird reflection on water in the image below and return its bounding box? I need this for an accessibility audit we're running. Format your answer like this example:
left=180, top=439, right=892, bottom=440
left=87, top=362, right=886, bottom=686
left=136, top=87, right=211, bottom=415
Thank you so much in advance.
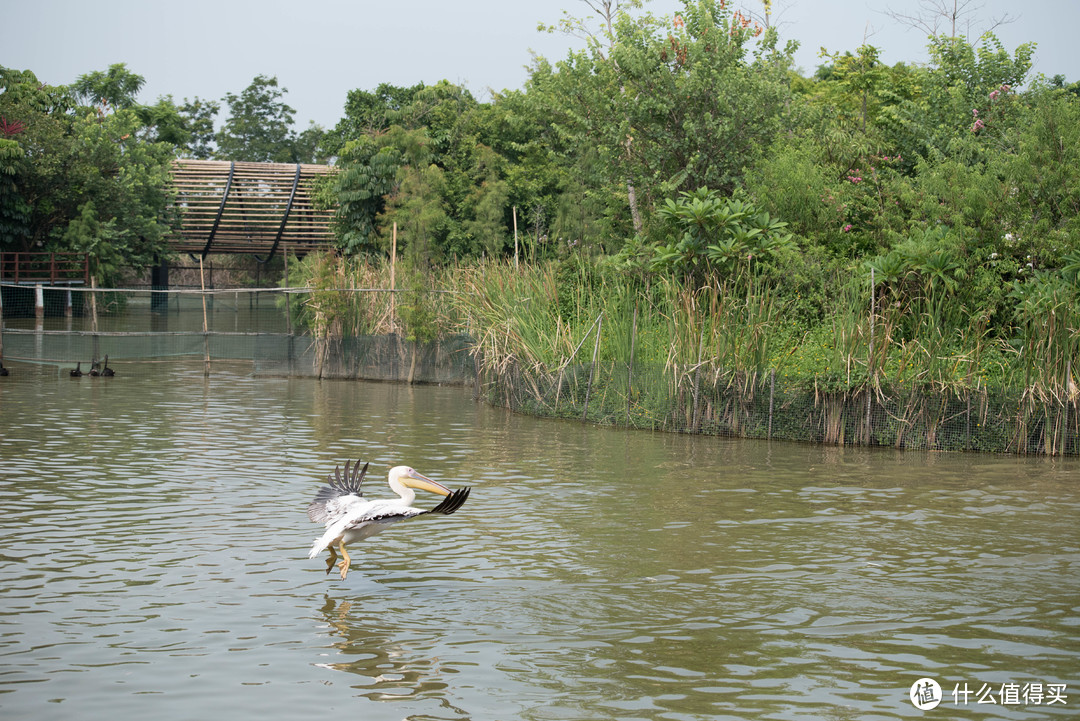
left=313, top=595, right=465, bottom=710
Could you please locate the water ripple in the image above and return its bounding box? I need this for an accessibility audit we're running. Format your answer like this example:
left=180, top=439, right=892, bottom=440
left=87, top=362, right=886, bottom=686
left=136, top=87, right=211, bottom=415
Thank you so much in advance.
left=1, top=367, right=1078, bottom=719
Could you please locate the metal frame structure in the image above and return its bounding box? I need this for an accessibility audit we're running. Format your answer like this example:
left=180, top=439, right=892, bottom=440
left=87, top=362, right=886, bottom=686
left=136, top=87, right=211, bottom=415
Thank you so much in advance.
left=167, top=159, right=337, bottom=259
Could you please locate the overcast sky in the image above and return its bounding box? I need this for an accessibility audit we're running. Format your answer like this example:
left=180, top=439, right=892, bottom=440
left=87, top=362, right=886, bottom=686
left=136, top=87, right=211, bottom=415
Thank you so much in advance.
left=4, top=0, right=1077, bottom=130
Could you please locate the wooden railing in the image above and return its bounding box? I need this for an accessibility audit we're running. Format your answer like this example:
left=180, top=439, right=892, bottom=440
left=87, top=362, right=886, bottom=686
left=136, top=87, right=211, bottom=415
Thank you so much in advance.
left=0, top=253, right=90, bottom=284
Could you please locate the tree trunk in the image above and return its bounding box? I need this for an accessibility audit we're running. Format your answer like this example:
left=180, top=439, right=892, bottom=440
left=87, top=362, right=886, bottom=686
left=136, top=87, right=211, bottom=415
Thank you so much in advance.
left=627, top=182, right=643, bottom=235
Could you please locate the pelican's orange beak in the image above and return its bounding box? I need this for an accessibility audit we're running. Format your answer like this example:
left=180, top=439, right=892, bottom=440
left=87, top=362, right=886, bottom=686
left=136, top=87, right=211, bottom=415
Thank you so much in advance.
left=401, top=469, right=452, bottom=496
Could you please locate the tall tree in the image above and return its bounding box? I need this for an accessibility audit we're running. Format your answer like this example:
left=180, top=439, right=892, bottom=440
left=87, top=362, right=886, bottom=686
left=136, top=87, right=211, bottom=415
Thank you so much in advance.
left=0, top=66, right=174, bottom=281
left=178, top=96, right=219, bottom=159
left=71, top=63, right=145, bottom=110
left=216, top=74, right=298, bottom=163
left=528, top=0, right=795, bottom=247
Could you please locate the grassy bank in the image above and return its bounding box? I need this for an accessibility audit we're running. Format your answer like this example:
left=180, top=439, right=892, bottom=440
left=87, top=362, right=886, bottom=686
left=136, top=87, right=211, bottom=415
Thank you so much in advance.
left=283, top=252, right=1078, bottom=454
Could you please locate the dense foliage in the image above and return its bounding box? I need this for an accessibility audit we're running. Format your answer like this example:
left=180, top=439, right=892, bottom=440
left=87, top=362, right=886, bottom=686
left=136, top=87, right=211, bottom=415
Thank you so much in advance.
left=0, top=64, right=177, bottom=282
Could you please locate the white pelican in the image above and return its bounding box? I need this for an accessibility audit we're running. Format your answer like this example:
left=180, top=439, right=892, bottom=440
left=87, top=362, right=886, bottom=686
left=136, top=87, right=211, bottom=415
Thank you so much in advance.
left=307, top=460, right=470, bottom=580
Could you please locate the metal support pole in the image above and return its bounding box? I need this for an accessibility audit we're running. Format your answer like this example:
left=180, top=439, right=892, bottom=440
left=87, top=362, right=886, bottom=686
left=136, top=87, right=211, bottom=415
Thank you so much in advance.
left=151, top=256, right=170, bottom=314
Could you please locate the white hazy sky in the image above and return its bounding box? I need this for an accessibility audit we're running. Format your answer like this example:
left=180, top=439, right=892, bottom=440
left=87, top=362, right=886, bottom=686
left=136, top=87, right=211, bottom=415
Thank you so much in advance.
left=3, top=0, right=1077, bottom=130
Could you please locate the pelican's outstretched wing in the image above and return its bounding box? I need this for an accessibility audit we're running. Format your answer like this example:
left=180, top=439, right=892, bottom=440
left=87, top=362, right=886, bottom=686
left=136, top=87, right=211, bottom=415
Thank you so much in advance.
left=343, top=486, right=471, bottom=528
left=307, top=460, right=369, bottom=523
left=308, top=486, right=472, bottom=559
left=425, top=486, right=471, bottom=516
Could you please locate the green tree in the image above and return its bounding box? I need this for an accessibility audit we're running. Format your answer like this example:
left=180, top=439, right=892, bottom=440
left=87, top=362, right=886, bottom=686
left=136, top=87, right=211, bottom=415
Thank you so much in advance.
left=0, top=66, right=175, bottom=282
left=330, top=80, right=522, bottom=263
left=326, top=81, right=425, bottom=156
left=328, top=135, right=402, bottom=255
left=528, top=0, right=795, bottom=248
left=177, top=96, right=220, bottom=159
left=375, top=126, right=448, bottom=264
left=216, top=74, right=298, bottom=162
left=293, top=122, right=329, bottom=164
left=71, top=62, right=145, bottom=110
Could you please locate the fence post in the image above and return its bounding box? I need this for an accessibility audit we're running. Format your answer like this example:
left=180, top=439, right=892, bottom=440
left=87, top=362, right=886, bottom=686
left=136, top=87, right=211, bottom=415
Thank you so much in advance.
left=768, top=368, right=775, bottom=440
left=89, top=276, right=100, bottom=363
left=199, top=257, right=210, bottom=377
left=390, top=223, right=397, bottom=334
left=284, top=245, right=292, bottom=336
left=1065, top=360, right=1072, bottom=455
left=867, top=266, right=874, bottom=446
left=691, top=328, right=704, bottom=433
left=626, top=303, right=637, bottom=427
left=473, top=349, right=482, bottom=402
left=581, top=314, right=603, bottom=422
left=35, top=283, right=44, bottom=321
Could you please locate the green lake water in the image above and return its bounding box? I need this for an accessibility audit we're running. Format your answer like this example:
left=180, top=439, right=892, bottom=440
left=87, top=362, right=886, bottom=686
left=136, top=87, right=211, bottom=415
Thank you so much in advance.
left=0, top=364, right=1077, bottom=719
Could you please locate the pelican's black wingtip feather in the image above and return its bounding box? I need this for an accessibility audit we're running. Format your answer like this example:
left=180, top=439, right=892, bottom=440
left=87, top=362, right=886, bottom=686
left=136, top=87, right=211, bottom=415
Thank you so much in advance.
left=322, top=459, right=367, bottom=497
left=429, top=486, right=471, bottom=516
left=347, top=460, right=368, bottom=490
left=308, top=460, right=369, bottom=522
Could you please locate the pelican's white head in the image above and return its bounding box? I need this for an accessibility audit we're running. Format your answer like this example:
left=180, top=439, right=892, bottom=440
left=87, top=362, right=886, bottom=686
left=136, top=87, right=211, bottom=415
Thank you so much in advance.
left=387, top=466, right=452, bottom=497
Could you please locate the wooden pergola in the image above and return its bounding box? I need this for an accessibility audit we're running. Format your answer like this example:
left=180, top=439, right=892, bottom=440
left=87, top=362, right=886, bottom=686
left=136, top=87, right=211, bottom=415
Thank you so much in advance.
left=166, top=159, right=337, bottom=258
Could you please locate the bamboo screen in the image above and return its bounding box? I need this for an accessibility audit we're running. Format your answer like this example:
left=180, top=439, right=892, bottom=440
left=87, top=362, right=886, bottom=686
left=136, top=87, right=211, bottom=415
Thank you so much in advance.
left=166, top=160, right=337, bottom=256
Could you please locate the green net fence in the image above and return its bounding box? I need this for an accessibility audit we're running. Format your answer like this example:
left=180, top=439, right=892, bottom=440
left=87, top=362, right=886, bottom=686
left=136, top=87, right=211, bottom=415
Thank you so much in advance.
left=0, top=283, right=472, bottom=384
left=481, top=360, right=1077, bottom=455
left=3, top=282, right=1076, bottom=455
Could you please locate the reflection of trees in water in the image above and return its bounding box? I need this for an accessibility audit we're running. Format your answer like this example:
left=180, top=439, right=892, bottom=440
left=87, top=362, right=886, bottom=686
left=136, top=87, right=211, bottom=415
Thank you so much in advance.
left=314, top=595, right=466, bottom=712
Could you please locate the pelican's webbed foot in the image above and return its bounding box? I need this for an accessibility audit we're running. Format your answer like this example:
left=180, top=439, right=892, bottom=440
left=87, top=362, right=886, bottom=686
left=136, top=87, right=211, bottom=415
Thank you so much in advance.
left=336, top=541, right=352, bottom=580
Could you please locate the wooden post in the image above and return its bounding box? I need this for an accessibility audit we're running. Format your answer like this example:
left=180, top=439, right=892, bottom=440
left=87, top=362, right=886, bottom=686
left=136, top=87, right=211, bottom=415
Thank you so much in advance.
left=35, top=283, right=44, bottom=321
left=199, top=256, right=210, bottom=377
left=768, top=368, right=775, bottom=440
left=867, top=266, right=874, bottom=445
left=390, top=222, right=397, bottom=334
left=89, top=277, right=98, bottom=331
left=1065, top=360, right=1072, bottom=455
left=0, top=277, right=5, bottom=361
left=581, top=314, right=603, bottom=422
left=284, top=244, right=292, bottom=336
left=966, top=391, right=972, bottom=451
left=626, top=303, right=637, bottom=427
left=691, top=328, right=705, bottom=433
left=90, top=276, right=99, bottom=365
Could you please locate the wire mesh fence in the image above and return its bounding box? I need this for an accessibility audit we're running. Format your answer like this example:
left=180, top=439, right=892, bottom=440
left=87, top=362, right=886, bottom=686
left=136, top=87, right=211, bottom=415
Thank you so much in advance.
left=3, top=282, right=1076, bottom=455
left=0, top=283, right=472, bottom=383
left=480, top=359, right=1079, bottom=456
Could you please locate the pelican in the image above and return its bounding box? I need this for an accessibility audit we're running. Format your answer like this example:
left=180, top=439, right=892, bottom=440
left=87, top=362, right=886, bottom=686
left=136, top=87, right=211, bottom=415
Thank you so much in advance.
left=307, top=460, right=470, bottom=580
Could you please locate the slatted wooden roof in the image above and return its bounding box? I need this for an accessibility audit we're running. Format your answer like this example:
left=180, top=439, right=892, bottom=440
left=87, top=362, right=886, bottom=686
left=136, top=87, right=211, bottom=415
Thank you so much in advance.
left=166, top=159, right=337, bottom=257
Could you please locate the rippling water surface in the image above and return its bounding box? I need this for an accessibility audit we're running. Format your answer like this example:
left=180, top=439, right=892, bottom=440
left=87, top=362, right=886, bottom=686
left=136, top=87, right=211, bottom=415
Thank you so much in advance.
left=1, top=364, right=1078, bottom=720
